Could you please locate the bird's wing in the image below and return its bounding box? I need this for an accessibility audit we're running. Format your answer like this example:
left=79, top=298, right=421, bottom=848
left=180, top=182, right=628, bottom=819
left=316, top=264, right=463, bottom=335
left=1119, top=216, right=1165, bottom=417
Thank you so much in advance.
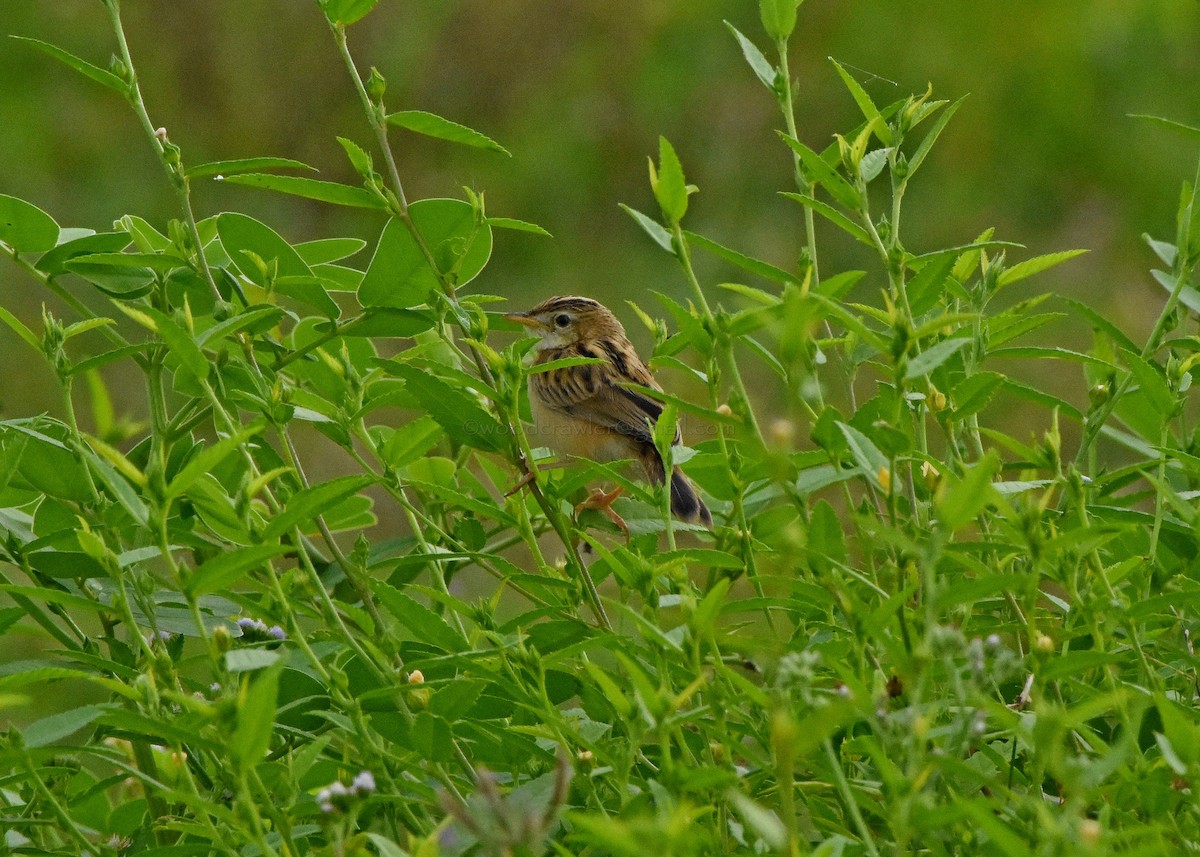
left=533, top=341, right=677, bottom=447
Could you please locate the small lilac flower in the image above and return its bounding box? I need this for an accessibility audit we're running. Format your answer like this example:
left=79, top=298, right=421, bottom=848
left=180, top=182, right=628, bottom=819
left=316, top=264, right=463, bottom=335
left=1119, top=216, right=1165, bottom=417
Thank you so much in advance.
left=267, top=624, right=287, bottom=641
left=352, top=770, right=376, bottom=794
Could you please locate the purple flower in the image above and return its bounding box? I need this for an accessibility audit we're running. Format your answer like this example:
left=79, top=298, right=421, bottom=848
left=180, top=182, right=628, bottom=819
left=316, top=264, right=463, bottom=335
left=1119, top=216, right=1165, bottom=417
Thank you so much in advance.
left=352, top=770, right=376, bottom=794
left=267, top=624, right=287, bottom=641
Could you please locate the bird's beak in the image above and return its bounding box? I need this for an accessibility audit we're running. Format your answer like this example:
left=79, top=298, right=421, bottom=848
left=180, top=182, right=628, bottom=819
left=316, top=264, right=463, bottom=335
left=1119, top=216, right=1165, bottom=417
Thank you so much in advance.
left=503, top=311, right=547, bottom=331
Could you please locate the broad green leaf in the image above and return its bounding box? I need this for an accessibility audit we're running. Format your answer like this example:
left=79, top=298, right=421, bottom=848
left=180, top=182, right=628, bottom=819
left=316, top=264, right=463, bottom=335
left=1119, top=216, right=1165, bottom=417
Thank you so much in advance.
left=0, top=194, right=59, bottom=252
left=7, top=420, right=94, bottom=503
left=935, top=452, right=1000, bottom=532
left=66, top=258, right=155, bottom=299
left=619, top=203, right=674, bottom=253
left=904, top=338, right=971, bottom=380
left=371, top=579, right=469, bottom=653
left=117, top=214, right=173, bottom=253
left=358, top=200, right=493, bottom=307
left=216, top=212, right=312, bottom=287
left=36, top=231, right=130, bottom=276
left=27, top=551, right=107, bottom=579
left=225, top=649, right=282, bottom=673
left=759, top=0, right=798, bottom=41
left=187, top=157, right=314, bottom=180
left=905, top=252, right=956, bottom=315
left=377, top=416, right=443, bottom=469
left=11, top=37, right=128, bottom=95
left=295, top=237, right=366, bottom=265
left=22, top=703, right=113, bottom=748
left=67, top=251, right=187, bottom=273
left=685, top=230, right=798, bottom=284
left=261, top=475, right=373, bottom=541
left=320, top=0, right=379, bottom=26
left=389, top=363, right=506, bottom=452
left=387, top=110, right=510, bottom=156
left=996, top=248, right=1088, bottom=288
left=951, top=371, right=1005, bottom=420
left=325, top=307, right=434, bottom=338
left=1122, top=350, right=1174, bottom=416
left=725, top=21, right=776, bottom=90
left=1152, top=268, right=1200, bottom=315
left=217, top=173, right=386, bottom=209
left=273, top=275, right=341, bottom=318
left=651, top=136, right=689, bottom=224
left=231, top=661, right=283, bottom=771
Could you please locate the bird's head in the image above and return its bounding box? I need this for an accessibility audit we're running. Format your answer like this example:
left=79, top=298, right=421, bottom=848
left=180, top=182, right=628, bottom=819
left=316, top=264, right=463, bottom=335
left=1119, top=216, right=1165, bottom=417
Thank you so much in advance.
left=504, top=295, right=626, bottom=350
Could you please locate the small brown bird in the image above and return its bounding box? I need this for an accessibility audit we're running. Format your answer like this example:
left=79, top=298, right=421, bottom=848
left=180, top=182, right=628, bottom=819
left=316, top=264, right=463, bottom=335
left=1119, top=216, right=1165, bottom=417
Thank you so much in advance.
left=504, top=295, right=712, bottom=528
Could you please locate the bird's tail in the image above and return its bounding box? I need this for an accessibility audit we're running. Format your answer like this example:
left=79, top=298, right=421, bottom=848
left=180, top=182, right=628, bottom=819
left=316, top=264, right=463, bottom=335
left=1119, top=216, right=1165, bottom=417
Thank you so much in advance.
left=669, top=467, right=712, bottom=527
left=641, top=450, right=712, bottom=527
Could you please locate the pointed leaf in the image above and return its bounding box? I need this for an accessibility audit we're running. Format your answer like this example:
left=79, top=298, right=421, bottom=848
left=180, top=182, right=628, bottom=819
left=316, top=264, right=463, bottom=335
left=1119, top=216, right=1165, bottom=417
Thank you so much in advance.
left=387, top=110, right=510, bottom=155
left=11, top=36, right=128, bottom=95
left=187, top=157, right=314, bottom=179
left=217, top=173, right=386, bottom=209
left=261, top=475, right=374, bottom=541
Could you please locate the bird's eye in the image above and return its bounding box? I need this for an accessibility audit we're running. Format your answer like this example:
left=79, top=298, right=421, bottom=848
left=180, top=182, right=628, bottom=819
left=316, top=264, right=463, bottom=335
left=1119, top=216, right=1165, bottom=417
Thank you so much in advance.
left=554, top=313, right=570, bottom=328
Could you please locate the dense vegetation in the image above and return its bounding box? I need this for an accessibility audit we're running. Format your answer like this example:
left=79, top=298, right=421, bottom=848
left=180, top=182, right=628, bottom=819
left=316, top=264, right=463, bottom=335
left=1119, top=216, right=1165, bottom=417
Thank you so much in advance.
left=2, top=1, right=1199, bottom=854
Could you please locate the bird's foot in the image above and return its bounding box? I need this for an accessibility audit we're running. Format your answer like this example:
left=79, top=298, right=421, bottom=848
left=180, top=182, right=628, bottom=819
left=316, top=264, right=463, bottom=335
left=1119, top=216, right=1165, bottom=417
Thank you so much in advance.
left=504, top=469, right=537, bottom=497
left=574, top=486, right=629, bottom=539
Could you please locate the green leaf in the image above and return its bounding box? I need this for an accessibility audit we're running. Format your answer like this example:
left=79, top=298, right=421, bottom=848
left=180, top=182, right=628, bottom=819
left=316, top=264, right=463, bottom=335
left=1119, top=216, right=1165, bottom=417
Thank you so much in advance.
left=996, top=248, right=1088, bottom=288
left=389, top=363, right=506, bottom=452
left=619, top=203, right=674, bottom=253
left=167, top=422, right=265, bottom=499
left=837, top=421, right=889, bottom=478
left=217, top=173, right=386, bottom=209
left=114, top=303, right=209, bottom=381
left=11, top=36, right=128, bottom=95
left=1129, top=113, right=1200, bottom=140
left=905, top=252, right=956, bottom=316
left=724, top=21, right=776, bottom=90
left=216, top=212, right=313, bottom=286
left=951, top=371, right=1005, bottom=420
left=377, top=416, right=443, bottom=469
left=777, top=134, right=860, bottom=209
left=225, top=649, right=282, bottom=673
left=66, top=259, right=155, bottom=299
left=829, top=58, right=892, bottom=146
left=1122, top=350, right=1174, bottom=416
left=295, top=237, right=367, bottom=265
left=685, top=231, right=798, bottom=284
left=0, top=306, right=41, bottom=353
left=485, top=217, right=552, bottom=236
left=651, top=136, right=689, bottom=224
left=187, top=544, right=291, bottom=596
left=908, top=95, right=964, bottom=177
left=261, top=475, right=373, bottom=541
left=187, top=156, right=314, bottom=180
left=759, top=0, right=798, bottom=41
left=371, top=579, right=469, bottom=653
left=319, top=0, right=379, bottom=25
left=0, top=193, right=60, bottom=253
left=935, top=452, right=1001, bottom=532
left=904, top=338, right=971, bottom=380
left=807, top=500, right=846, bottom=575
left=231, top=661, right=283, bottom=771
left=325, top=307, right=435, bottom=339
left=35, top=231, right=130, bottom=275
left=358, top=200, right=493, bottom=307
left=23, top=703, right=113, bottom=748
left=780, top=192, right=873, bottom=246
left=67, top=251, right=187, bottom=273
left=387, top=110, right=510, bottom=156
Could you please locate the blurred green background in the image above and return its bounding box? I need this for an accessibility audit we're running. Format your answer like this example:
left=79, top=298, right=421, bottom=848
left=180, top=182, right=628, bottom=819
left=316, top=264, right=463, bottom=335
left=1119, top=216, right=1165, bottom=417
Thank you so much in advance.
left=1, top=0, right=1198, bottom=422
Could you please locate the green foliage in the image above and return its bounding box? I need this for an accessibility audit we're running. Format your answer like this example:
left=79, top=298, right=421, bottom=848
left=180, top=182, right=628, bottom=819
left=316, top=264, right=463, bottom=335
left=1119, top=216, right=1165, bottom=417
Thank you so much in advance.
left=1, top=2, right=1200, bottom=856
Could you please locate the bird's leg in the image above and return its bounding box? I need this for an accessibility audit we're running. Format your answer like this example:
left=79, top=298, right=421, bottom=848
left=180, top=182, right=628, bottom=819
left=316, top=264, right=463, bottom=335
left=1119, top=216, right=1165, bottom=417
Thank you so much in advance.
left=574, top=486, right=629, bottom=539
left=504, top=457, right=571, bottom=497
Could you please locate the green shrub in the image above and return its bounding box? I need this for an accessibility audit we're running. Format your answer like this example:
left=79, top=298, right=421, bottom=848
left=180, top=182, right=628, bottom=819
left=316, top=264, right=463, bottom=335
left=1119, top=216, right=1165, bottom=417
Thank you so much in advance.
left=2, top=1, right=1199, bottom=854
